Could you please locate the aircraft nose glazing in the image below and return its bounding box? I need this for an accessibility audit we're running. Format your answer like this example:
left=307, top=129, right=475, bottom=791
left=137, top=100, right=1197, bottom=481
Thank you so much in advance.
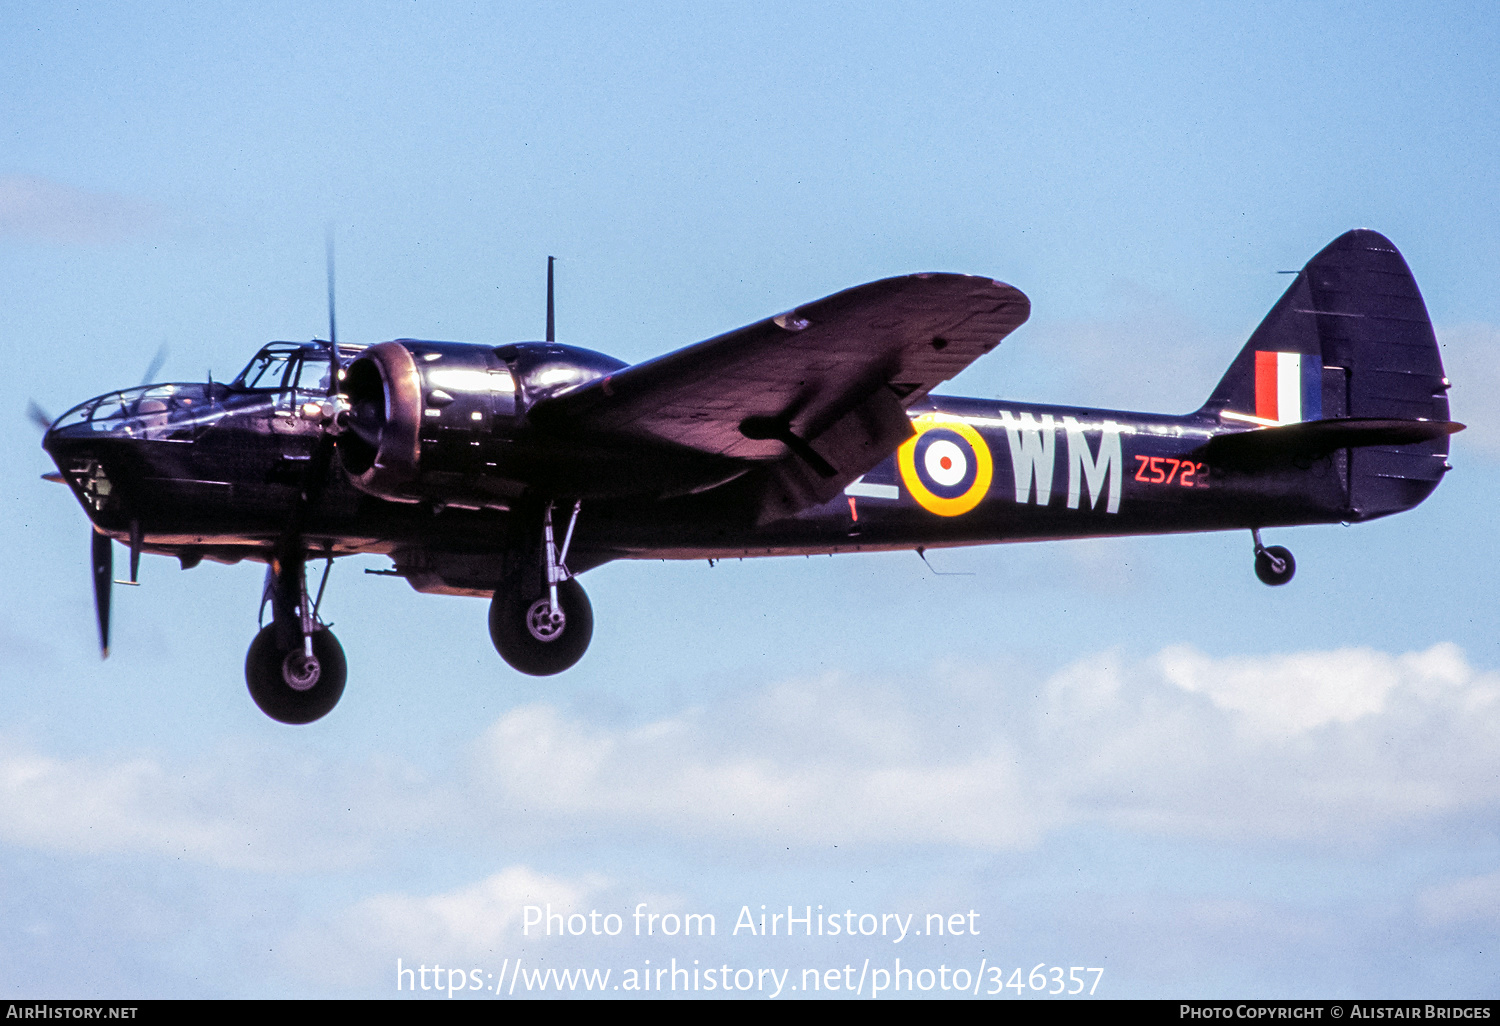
left=46, top=382, right=231, bottom=444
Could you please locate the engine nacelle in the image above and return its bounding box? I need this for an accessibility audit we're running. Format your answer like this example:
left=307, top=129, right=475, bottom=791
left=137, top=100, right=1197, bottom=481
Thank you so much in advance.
left=338, top=341, right=424, bottom=503
left=336, top=339, right=627, bottom=505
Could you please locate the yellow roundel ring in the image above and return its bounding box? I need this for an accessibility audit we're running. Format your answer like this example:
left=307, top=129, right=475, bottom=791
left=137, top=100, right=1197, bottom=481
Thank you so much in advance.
left=897, top=413, right=994, bottom=516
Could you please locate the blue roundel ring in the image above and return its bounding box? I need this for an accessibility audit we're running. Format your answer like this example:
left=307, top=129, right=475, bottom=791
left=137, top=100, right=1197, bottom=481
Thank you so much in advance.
left=912, top=429, right=978, bottom=498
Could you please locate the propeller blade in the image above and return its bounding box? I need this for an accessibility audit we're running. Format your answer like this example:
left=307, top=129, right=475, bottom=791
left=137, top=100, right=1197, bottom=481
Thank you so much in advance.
left=325, top=226, right=341, bottom=397
left=326, top=228, right=338, bottom=347
left=139, top=343, right=168, bottom=387
left=27, top=400, right=54, bottom=433
left=91, top=530, right=112, bottom=659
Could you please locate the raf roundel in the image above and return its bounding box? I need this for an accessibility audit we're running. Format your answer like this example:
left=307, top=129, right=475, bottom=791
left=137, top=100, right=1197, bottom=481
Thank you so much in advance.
left=897, top=413, right=994, bottom=516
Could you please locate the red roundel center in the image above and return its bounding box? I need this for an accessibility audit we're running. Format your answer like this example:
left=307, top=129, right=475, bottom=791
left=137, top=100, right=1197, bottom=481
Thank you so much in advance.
left=940, top=456, right=952, bottom=470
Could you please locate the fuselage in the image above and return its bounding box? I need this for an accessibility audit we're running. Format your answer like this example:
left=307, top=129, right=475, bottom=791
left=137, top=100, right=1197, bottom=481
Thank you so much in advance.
left=42, top=337, right=1418, bottom=598
left=37, top=231, right=1458, bottom=718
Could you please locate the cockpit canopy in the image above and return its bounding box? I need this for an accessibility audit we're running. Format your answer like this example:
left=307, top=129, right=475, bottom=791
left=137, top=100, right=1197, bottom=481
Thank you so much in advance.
left=47, top=338, right=630, bottom=448
left=232, top=342, right=368, bottom=393
left=48, top=341, right=368, bottom=443
left=49, top=382, right=231, bottom=442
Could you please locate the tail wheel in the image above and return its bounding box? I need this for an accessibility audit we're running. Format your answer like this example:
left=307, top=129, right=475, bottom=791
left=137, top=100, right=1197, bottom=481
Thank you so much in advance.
left=245, top=625, right=347, bottom=723
left=489, top=577, right=593, bottom=676
left=1254, top=545, right=1296, bottom=586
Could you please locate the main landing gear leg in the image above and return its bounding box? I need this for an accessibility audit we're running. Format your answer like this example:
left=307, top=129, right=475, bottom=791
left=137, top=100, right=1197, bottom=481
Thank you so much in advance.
left=246, top=552, right=347, bottom=723
left=490, top=500, right=593, bottom=675
left=1251, top=528, right=1296, bottom=587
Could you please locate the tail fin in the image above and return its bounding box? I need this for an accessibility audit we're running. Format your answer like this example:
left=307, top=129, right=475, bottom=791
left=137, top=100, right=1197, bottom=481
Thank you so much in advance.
left=1199, top=229, right=1455, bottom=518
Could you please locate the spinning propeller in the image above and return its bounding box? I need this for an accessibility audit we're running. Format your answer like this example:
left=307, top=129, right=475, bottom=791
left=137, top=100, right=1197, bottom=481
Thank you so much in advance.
left=270, top=229, right=345, bottom=572
left=29, top=345, right=169, bottom=656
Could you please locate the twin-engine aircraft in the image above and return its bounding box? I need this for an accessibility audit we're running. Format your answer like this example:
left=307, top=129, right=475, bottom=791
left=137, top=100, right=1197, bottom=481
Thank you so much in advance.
left=39, top=230, right=1460, bottom=723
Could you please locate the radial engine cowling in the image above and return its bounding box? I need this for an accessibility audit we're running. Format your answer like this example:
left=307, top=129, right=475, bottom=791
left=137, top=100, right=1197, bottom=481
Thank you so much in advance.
left=339, top=341, right=423, bottom=503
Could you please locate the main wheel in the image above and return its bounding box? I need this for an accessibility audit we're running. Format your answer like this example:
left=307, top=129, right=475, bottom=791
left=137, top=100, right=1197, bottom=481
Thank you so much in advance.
left=489, top=578, right=593, bottom=676
left=1254, top=545, right=1296, bottom=586
left=245, top=624, right=348, bottom=724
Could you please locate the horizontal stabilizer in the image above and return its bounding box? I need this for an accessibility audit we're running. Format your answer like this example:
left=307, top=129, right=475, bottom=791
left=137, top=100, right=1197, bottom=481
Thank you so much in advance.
left=1197, top=417, right=1464, bottom=469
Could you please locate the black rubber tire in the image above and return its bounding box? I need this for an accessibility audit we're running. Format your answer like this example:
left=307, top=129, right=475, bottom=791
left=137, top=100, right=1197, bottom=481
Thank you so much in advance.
left=1254, top=545, right=1296, bottom=587
left=489, top=577, right=593, bottom=676
left=245, top=624, right=348, bottom=724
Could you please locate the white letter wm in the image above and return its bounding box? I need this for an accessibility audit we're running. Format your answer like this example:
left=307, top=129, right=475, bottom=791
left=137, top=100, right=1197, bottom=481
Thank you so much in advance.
left=1000, top=410, right=1056, bottom=505
left=1063, top=417, right=1130, bottom=513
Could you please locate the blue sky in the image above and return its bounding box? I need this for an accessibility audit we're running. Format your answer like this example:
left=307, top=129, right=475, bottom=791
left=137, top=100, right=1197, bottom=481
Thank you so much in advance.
left=2, top=1, right=1499, bottom=999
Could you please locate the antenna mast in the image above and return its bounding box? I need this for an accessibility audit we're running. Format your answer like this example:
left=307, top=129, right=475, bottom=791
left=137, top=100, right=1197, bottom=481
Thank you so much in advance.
left=546, top=256, right=555, bottom=342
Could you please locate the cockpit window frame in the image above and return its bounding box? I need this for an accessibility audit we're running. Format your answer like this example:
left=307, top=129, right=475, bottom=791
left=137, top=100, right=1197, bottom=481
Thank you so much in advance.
left=232, top=342, right=368, bottom=394
left=290, top=350, right=332, bottom=394
left=232, top=343, right=304, bottom=391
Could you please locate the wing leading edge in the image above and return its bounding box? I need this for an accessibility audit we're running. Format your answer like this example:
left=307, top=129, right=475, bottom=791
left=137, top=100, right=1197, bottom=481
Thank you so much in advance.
left=530, top=273, right=1030, bottom=519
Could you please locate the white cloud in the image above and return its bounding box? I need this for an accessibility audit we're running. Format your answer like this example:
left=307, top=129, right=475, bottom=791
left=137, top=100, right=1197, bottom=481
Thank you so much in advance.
left=5, top=642, right=1494, bottom=888
left=0, top=740, right=439, bottom=871
left=1155, top=643, right=1441, bottom=735
left=282, top=865, right=612, bottom=987
left=0, top=175, right=161, bottom=244
left=342, top=865, right=603, bottom=955
left=0, top=747, right=256, bottom=864
left=6, top=642, right=1490, bottom=994
left=284, top=641, right=1500, bottom=989
left=468, top=643, right=1500, bottom=849
left=1042, top=643, right=1500, bottom=842
left=3, top=642, right=1495, bottom=875
left=475, top=684, right=1049, bottom=849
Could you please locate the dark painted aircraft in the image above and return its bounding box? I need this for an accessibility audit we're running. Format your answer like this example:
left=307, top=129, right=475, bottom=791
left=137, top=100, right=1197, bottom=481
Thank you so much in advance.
left=38, top=230, right=1461, bottom=723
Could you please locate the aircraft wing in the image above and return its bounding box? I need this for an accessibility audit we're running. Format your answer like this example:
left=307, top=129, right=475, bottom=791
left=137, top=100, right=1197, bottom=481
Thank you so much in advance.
left=529, top=273, right=1029, bottom=515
